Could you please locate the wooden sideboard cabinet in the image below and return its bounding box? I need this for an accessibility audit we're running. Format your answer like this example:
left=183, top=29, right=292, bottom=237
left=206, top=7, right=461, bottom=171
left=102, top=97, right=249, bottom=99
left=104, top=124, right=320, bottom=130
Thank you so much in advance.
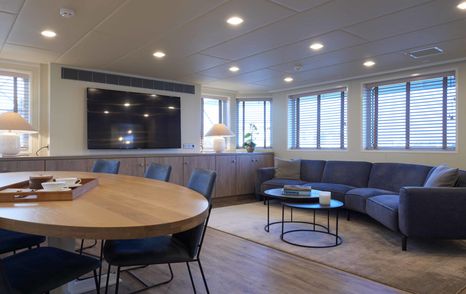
left=0, top=160, right=44, bottom=173
left=183, top=156, right=216, bottom=186
left=46, top=159, right=90, bottom=172
left=236, top=154, right=274, bottom=195
left=215, top=155, right=237, bottom=198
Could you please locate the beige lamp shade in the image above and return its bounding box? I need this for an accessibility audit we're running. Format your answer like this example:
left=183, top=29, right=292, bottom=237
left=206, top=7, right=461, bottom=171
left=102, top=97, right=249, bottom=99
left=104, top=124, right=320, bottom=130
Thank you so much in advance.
left=0, top=112, right=37, bottom=134
left=205, top=123, right=235, bottom=137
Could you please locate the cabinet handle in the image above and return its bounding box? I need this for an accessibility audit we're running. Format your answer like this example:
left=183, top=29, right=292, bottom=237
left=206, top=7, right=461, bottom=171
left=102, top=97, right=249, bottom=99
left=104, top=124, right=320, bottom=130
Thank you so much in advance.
left=184, top=162, right=188, bottom=165
left=231, top=160, right=235, bottom=163
left=251, top=159, right=254, bottom=162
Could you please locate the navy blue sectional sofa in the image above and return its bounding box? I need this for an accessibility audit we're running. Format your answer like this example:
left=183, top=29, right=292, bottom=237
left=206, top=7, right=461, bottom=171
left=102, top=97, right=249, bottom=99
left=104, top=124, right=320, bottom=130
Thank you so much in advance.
left=256, top=160, right=466, bottom=250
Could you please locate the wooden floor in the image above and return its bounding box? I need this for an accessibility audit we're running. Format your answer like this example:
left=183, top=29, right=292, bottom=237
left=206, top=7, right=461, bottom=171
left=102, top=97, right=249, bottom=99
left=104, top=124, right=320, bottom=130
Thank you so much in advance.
left=94, top=228, right=406, bottom=294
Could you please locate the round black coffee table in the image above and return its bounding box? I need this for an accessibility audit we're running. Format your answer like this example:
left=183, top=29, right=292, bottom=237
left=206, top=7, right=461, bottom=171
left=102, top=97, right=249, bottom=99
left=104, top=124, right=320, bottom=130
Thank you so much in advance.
left=280, top=200, right=344, bottom=248
left=263, top=188, right=321, bottom=232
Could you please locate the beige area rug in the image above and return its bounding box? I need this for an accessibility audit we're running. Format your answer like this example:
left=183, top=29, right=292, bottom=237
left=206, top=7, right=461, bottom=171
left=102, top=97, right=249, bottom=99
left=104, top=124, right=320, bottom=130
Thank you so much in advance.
left=209, top=202, right=466, bottom=294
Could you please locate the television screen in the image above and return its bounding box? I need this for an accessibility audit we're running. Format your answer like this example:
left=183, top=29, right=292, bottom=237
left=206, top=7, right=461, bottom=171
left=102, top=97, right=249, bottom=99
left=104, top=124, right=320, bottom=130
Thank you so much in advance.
left=87, top=88, right=181, bottom=149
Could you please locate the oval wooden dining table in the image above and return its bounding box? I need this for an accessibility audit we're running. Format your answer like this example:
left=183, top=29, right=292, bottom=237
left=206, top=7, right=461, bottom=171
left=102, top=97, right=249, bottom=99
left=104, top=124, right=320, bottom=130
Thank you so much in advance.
left=0, top=171, right=210, bottom=294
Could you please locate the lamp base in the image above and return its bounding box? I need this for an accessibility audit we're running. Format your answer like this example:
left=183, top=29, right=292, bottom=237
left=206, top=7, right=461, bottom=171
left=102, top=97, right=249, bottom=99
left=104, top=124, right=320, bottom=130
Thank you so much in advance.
left=212, top=137, right=226, bottom=153
left=0, top=133, right=21, bottom=156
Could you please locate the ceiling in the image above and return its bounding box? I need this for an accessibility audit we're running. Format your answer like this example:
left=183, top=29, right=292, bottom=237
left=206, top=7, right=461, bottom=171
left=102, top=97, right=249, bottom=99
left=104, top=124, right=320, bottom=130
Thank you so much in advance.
left=1, top=0, right=466, bottom=93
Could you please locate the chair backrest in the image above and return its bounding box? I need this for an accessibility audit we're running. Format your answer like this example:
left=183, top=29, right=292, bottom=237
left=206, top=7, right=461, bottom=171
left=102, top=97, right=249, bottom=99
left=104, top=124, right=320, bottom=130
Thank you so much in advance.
left=144, top=163, right=172, bottom=182
left=91, top=159, right=120, bottom=174
left=0, top=262, right=13, bottom=293
left=173, top=168, right=216, bottom=259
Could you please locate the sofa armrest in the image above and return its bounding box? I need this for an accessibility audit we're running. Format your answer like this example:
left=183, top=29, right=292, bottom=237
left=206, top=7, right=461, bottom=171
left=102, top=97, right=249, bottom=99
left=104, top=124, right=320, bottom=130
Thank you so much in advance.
left=255, top=167, right=275, bottom=196
left=399, top=187, right=466, bottom=239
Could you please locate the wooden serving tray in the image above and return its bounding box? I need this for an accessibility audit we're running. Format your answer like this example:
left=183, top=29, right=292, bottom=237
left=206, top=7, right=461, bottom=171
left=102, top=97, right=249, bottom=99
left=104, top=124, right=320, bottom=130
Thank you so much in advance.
left=0, top=178, right=99, bottom=202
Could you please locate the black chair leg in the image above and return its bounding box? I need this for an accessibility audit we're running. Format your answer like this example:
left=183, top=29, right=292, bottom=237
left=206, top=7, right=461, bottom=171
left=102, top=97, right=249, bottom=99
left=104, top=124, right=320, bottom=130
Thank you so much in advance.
left=105, top=265, right=111, bottom=294
left=197, top=259, right=210, bottom=294
left=99, top=240, right=104, bottom=287
left=186, top=262, right=197, bottom=293
left=347, top=210, right=351, bottom=221
left=115, top=266, right=121, bottom=294
left=93, top=269, right=100, bottom=294
left=402, top=235, right=408, bottom=251
left=79, top=239, right=85, bottom=255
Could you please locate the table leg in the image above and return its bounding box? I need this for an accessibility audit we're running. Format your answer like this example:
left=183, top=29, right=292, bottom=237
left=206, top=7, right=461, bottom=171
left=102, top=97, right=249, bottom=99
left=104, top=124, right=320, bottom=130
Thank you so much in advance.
left=48, top=237, right=117, bottom=294
left=313, top=210, right=316, bottom=230
left=327, top=210, right=330, bottom=233
left=290, top=207, right=293, bottom=222
left=335, top=209, right=340, bottom=245
left=266, top=197, right=270, bottom=232
left=281, top=203, right=285, bottom=237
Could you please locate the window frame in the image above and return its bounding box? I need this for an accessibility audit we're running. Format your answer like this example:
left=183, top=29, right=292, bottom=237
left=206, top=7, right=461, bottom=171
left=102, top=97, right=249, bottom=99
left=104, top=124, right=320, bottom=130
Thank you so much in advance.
left=200, top=95, right=229, bottom=150
left=288, top=87, right=347, bottom=150
left=236, top=98, right=272, bottom=149
left=362, top=71, right=457, bottom=152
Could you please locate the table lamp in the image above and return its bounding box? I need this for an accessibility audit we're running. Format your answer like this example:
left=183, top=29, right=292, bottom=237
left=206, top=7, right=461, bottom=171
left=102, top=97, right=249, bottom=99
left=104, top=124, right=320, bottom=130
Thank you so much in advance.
left=0, top=112, right=37, bottom=156
left=205, top=123, right=235, bottom=153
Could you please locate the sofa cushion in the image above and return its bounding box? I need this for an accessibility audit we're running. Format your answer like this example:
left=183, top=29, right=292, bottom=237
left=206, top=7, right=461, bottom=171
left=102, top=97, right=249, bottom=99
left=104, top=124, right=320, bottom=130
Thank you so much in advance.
left=321, top=161, right=372, bottom=188
left=261, top=178, right=308, bottom=193
left=305, top=182, right=355, bottom=203
left=424, top=165, right=459, bottom=187
left=274, top=158, right=301, bottom=179
left=366, top=195, right=400, bottom=232
left=455, top=170, right=466, bottom=187
left=300, top=160, right=326, bottom=182
left=368, top=163, right=432, bottom=192
left=345, top=188, right=397, bottom=213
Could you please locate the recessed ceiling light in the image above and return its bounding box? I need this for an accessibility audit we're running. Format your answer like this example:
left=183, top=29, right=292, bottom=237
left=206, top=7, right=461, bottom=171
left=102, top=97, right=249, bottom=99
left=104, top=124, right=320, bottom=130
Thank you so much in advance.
left=144, top=113, right=149, bottom=117
left=226, top=16, right=244, bottom=26
left=103, top=110, right=109, bottom=114
left=310, top=42, right=324, bottom=50
left=168, top=106, right=175, bottom=110
left=41, top=30, right=56, bottom=38
left=284, top=76, right=294, bottom=83
left=150, top=94, right=157, bottom=97
left=457, top=1, right=466, bottom=9
left=128, top=130, right=132, bottom=134
left=363, top=60, right=376, bottom=67
left=124, top=102, right=131, bottom=107
left=153, top=51, right=166, bottom=58
left=118, top=137, right=123, bottom=141
left=229, top=66, right=240, bottom=72
left=125, top=141, right=131, bottom=145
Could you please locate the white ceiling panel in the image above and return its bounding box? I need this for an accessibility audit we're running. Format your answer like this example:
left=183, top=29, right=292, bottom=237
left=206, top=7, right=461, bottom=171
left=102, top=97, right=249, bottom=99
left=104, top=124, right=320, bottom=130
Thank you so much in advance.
left=107, top=0, right=296, bottom=68
left=7, top=0, right=126, bottom=52
left=222, top=69, right=283, bottom=83
left=0, top=11, right=15, bottom=47
left=269, top=0, right=332, bottom=12
left=345, top=0, right=466, bottom=41
left=0, top=43, right=60, bottom=63
left=201, top=0, right=431, bottom=60
left=0, top=0, right=23, bottom=13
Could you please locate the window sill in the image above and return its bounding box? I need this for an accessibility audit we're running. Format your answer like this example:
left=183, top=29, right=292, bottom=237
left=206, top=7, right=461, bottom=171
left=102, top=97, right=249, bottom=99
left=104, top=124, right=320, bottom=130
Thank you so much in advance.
left=287, top=148, right=347, bottom=152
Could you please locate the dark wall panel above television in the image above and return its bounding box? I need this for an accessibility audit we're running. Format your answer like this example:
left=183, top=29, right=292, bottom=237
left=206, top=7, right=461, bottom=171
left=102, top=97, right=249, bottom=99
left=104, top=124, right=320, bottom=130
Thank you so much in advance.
left=62, top=67, right=195, bottom=94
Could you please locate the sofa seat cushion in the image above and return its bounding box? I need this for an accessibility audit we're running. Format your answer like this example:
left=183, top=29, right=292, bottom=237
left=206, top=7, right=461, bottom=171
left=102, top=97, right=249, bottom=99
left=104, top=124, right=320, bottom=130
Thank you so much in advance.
left=305, top=183, right=355, bottom=203
left=366, top=195, right=400, bottom=232
left=345, top=188, right=397, bottom=213
left=261, top=178, right=308, bottom=193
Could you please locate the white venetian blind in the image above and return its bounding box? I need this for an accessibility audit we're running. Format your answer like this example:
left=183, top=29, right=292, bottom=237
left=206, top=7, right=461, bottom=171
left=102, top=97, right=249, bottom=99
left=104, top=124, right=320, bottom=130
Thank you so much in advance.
left=363, top=72, right=456, bottom=150
left=288, top=88, right=347, bottom=149
left=0, top=71, right=31, bottom=149
left=237, top=99, right=271, bottom=148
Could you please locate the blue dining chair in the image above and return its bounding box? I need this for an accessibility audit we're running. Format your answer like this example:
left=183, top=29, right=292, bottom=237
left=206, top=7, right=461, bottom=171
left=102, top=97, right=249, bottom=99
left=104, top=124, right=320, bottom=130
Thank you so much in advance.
left=0, top=247, right=100, bottom=293
left=103, top=168, right=216, bottom=294
left=91, top=159, right=120, bottom=174
left=0, top=229, right=45, bottom=255
left=144, top=163, right=171, bottom=182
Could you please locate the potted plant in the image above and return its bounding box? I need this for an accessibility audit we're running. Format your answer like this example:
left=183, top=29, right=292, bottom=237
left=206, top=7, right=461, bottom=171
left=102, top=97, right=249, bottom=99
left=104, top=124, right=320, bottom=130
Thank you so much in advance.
left=243, top=124, right=258, bottom=153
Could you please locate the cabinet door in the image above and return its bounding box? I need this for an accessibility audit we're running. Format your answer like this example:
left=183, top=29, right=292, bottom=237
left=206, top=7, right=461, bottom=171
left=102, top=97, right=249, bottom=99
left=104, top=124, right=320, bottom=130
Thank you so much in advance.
left=145, top=156, right=184, bottom=185
left=215, top=155, right=237, bottom=197
left=256, top=154, right=274, bottom=168
left=46, top=159, right=89, bottom=171
left=0, top=160, right=45, bottom=172
left=236, top=155, right=256, bottom=195
left=183, top=156, right=215, bottom=186
left=98, top=158, right=145, bottom=176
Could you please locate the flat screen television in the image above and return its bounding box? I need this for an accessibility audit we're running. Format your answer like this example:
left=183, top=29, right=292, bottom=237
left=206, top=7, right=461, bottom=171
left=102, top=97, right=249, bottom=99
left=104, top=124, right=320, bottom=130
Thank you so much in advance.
left=87, top=88, right=181, bottom=149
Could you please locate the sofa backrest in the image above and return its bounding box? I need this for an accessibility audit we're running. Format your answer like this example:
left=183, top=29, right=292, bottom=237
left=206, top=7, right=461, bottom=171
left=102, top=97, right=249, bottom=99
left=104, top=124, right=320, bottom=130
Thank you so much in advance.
left=300, top=160, right=326, bottom=182
left=321, top=161, right=372, bottom=187
left=368, top=163, right=432, bottom=192
left=455, top=170, right=466, bottom=187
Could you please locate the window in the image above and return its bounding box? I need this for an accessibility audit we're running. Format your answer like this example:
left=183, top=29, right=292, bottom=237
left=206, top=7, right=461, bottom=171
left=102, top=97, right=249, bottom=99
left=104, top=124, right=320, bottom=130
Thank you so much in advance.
left=237, top=99, right=271, bottom=148
left=201, top=97, right=227, bottom=149
left=0, top=71, right=31, bottom=150
left=363, top=72, right=456, bottom=150
left=288, top=88, right=347, bottom=149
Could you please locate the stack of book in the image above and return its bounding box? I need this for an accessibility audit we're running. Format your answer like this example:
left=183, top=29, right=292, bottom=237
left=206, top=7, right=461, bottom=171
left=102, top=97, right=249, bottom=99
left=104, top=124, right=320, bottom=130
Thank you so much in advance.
left=282, top=185, right=312, bottom=196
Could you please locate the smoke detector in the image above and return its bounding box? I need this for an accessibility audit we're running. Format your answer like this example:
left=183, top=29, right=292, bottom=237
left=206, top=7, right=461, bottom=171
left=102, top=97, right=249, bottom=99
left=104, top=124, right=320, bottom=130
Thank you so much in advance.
left=407, top=47, right=443, bottom=59
left=294, top=64, right=303, bottom=72
left=60, top=8, right=75, bottom=18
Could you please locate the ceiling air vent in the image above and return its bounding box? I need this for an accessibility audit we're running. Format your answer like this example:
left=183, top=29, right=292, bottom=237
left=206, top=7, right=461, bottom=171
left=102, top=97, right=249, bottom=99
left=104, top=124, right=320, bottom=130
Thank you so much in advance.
left=408, top=47, right=443, bottom=59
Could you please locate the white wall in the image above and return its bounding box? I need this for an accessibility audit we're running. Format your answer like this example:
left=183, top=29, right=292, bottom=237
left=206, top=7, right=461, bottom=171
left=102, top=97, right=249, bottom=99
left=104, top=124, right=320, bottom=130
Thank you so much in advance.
left=49, top=63, right=202, bottom=156
left=271, top=61, right=466, bottom=169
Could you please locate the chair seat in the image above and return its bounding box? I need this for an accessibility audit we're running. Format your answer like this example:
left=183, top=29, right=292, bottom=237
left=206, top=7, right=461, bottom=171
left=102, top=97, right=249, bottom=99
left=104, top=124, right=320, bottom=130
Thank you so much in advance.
left=2, top=247, right=100, bottom=294
left=0, top=229, right=45, bottom=254
left=366, top=195, right=400, bottom=232
left=104, top=236, right=193, bottom=267
left=345, top=188, right=397, bottom=213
